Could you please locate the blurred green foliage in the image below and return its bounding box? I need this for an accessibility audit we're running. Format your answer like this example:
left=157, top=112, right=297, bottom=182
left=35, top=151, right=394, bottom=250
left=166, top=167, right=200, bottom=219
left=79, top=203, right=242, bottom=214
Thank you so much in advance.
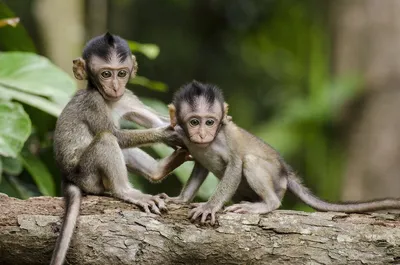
left=0, top=1, right=361, bottom=210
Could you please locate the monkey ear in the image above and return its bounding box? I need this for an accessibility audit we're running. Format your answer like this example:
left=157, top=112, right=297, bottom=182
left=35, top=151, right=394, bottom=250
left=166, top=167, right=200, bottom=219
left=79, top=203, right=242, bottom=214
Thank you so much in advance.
left=72, top=57, right=87, bottom=80
left=168, top=104, right=178, bottom=127
left=131, top=55, right=138, bottom=77
left=222, top=102, right=231, bottom=124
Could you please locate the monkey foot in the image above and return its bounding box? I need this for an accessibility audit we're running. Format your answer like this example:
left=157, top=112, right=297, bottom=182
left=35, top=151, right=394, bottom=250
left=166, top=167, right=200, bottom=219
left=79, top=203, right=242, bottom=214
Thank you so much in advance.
left=122, top=193, right=168, bottom=215
left=224, top=202, right=275, bottom=214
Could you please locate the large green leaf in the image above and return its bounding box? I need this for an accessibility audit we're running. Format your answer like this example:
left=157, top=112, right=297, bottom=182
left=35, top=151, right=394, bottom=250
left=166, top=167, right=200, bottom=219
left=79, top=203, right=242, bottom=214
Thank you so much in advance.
left=0, top=52, right=76, bottom=106
left=19, top=151, right=56, bottom=196
left=0, top=85, right=63, bottom=117
left=127, top=41, right=160, bottom=59
left=0, top=101, right=31, bottom=157
left=0, top=3, right=36, bottom=52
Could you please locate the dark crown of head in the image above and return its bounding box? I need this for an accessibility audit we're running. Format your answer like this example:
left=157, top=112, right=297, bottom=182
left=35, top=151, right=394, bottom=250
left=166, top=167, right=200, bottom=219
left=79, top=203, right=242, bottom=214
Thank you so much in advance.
left=173, top=80, right=224, bottom=112
left=82, top=32, right=131, bottom=62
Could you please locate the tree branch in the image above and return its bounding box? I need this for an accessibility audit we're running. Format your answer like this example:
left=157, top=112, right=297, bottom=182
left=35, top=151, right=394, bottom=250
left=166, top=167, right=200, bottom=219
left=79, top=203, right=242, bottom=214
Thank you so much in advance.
left=0, top=193, right=399, bottom=265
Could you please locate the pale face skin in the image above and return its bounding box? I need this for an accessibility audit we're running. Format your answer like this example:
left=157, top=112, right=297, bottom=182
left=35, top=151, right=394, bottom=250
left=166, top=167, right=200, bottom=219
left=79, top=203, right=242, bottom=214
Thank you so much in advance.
left=180, top=97, right=223, bottom=146
left=89, top=51, right=134, bottom=101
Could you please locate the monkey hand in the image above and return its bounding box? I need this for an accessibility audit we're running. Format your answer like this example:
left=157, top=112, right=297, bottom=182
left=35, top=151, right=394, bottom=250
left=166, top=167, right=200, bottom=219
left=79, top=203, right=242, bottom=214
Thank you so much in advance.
left=160, top=125, right=185, bottom=148
left=188, top=202, right=220, bottom=226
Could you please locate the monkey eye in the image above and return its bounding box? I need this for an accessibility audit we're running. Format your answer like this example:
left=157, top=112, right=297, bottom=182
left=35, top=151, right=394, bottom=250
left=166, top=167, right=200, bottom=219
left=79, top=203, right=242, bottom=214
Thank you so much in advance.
left=189, top=119, right=200, bottom=126
left=117, top=70, right=127, bottom=77
left=101, top=71, right=112, bottom=78
left=205, top=119, right=215, bottom=126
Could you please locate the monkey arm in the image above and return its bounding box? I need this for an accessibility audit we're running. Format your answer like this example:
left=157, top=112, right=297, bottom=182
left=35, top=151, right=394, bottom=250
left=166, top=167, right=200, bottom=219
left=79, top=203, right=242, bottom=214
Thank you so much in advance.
left=114, top=126, right=181, bottom=149
left=189, top=158, right=242, bottom=225
left=122, top=148, right=188, bottom=182
left=177, top=162, right=209, bottom=202
left=207, top=158, right=243, bottom=209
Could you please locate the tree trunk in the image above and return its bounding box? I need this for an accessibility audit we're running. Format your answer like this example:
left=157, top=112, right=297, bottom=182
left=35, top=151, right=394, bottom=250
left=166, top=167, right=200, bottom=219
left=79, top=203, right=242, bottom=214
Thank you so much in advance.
left=0, top=193, right=399, bottom=265
left=331, top=0, right=400, bottom=200
left=32, top=0, right=84, bottom=75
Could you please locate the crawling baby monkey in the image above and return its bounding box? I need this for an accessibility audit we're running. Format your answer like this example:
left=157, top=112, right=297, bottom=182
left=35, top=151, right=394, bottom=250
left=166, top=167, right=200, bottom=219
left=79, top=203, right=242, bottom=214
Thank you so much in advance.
left=154, top=80, right=400, bottom=225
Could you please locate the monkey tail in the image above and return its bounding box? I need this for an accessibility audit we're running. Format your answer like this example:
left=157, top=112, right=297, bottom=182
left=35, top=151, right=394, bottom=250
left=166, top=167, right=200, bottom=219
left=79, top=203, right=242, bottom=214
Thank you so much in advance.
left=287, top=173, right=400, bottom=212
left=50, top=183, right=82, bottom=265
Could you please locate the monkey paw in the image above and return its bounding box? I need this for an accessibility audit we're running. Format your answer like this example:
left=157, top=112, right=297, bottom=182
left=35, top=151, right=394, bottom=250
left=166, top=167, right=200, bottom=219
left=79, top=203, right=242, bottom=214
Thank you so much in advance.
left=161, top=125, right=185, bottom=148
left=134, top=193, right=168, bottom=215
left=188, top=202, right=220, bottom=225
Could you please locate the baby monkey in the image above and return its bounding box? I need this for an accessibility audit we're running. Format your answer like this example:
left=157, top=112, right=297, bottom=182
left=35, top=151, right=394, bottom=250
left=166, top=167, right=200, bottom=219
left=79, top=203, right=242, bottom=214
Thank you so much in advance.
left=159, top=81, right=400, bottom=225
left=50, top=33, right=187, bottom=265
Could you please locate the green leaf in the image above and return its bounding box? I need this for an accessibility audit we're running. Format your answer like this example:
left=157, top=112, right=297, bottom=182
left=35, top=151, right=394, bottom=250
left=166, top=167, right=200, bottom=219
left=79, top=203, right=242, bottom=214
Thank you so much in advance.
left=0, top=3, right=36, bottom=52
left=2, top=156, right=23, bottom=176
left=0, top=85, right=63, bottom=117
left=127, top=41, right=160, bottom=59
left=0, top=52, right=77, bottom=106
left=130, top=76, right=168, bottom=92
left=0, top=101, right=31, bottom=157
left=19, top=151, right=56, bottom=196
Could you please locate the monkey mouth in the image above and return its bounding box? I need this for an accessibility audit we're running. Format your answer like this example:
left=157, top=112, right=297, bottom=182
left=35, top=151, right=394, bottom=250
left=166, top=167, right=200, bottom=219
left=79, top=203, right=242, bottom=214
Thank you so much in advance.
left=190, top=140, right=212, bottom=147
left=106, top=94, right=124, bottom=101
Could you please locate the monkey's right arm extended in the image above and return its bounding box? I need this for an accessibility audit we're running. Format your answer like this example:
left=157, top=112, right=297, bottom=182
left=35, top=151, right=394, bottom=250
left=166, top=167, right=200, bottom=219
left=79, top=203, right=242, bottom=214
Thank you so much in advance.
left=114, top=126, right=183, bottom=149
left=189, top=158, right=242, bottom=225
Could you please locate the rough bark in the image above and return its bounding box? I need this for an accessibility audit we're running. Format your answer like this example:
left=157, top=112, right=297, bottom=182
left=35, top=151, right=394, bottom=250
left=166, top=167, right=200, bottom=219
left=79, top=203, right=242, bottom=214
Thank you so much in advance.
left=331, top=0, right=400, bottom=200
left=1, top=193, right=400, bottom=265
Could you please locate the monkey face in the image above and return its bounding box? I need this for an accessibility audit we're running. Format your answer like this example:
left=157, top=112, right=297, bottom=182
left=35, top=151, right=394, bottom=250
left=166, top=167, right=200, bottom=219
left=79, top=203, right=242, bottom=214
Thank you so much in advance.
left=91, top=53, right=134, bottom=101
left=184, top=116, right=220, bottom=146
left=179, top=98, right=223, bottom=147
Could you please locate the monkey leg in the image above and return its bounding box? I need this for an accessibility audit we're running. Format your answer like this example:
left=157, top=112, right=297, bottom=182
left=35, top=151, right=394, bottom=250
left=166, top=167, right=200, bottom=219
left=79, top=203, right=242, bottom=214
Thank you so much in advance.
left=76, top=132, right=166, bottom=214
left=122, top=147, right=188, bottom=182
left=224, top=155, right=284, bottom=214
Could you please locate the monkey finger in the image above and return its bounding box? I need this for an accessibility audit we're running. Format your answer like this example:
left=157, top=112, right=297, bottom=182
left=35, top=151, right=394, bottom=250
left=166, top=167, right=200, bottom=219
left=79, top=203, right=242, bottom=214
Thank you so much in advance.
left=152, top=197, right=167, bottom=212
left=188, top=208, right=196, bottom=219
left=152, top=206, right=161, bottom=215
left=224, top=205, right=241, bottom=212
left=189, top=202, right=202, bottom=208
left=210, top=212, right=216, bottom=226
left=233, top=208, right=249, bottom=214
left=200, top=211, right=209, bottom=224
left=149, top=202, right=161, bottom=215
left=157, top=193, right=169, bottom=199
left=140, top=203, right=151, bottom=214
left=190, top=209, right=202, bottom=221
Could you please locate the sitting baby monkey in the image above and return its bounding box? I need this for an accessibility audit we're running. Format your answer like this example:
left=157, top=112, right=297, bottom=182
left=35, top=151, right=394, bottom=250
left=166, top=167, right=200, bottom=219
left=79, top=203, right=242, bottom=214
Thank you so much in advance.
left=153, top=80, right=400, bottom=225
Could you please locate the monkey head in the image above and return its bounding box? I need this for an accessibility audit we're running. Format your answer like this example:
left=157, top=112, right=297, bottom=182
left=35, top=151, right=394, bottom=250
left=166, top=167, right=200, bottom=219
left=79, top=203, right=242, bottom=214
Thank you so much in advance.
left=169, top=81, right=229, bottom=147
left=72, top=32, right=138, bottom=101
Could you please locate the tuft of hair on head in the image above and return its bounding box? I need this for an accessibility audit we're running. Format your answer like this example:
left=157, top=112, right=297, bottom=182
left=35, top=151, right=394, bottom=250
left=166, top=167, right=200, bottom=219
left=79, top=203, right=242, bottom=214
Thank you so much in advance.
left=172, top=80, right=225, bottom=114
left=82, top=32, right=132, bottom=63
